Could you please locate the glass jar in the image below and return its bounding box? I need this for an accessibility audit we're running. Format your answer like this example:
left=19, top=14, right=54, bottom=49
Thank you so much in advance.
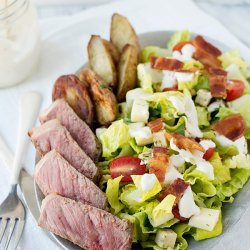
left=0, top=0, right=41, bottom=88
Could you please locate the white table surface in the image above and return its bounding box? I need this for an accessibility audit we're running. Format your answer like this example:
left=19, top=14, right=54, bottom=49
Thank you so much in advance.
left=36, top=0, right=250, bottom=47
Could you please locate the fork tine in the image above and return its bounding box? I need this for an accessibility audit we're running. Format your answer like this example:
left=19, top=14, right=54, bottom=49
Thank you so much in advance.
left=12, top=220, right=25, bottom=250
left=3, top=219, right=16, bottom=250
left=0, top=219, right=7, bottom=241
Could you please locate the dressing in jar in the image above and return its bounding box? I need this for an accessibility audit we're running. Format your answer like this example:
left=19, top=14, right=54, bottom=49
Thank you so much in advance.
left=0, top=0, right=41, bottom=87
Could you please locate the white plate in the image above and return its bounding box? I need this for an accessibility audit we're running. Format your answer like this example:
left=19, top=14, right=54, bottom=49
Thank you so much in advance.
left=34, top=31, right=250, bottom=250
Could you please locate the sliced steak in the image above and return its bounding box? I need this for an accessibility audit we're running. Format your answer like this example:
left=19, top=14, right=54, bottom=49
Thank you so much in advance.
left=29, top=119, right=99, bottom=181
left=39, top=194, right=133, bottom=250
left=35, top=150, right=107, bottom=210
left=40, top=99, right=101, bottom=162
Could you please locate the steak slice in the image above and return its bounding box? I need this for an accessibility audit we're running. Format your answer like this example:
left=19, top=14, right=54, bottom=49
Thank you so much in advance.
left=40, top=99, right=101, bottom=162
left=39, top=194, right=133, bottom=250
left=35, top=150, right=108, bottom=210
left=29, top=119, right=99, bottom=181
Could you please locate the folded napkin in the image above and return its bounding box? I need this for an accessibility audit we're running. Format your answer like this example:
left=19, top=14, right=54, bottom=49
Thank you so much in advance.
left=0, top=0, right=249, bottom=249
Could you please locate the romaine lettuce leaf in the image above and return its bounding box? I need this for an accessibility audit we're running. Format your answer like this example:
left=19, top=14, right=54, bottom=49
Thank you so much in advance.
left=167, top=30, right=190, bottom=50
left=215, top=107, right=236, bottom=120
left=149, top=195, right=176, bottom=227
left=172, top=223, right=192, bottom=250
left=106, top=176, right=125, bottom=214
left=216, top=168, right=250, bottom=202
left=99, top=119, right=131, bottom=158
left=129, top=138, right=144, bottom=154
left=137, top=64, right=154, bottom=93
left=219, top=49, right=250, bottom=80
left=194, top=75, right=210, bottom=91
left=141, top=46, right=171, bottom=63
left=224, top=153, right=250, bottom=169
left=209, top=152, right=231, bottom=184
left=196, top=106, right=209, bottom=127
left=229, top=94, right=250, bottom=138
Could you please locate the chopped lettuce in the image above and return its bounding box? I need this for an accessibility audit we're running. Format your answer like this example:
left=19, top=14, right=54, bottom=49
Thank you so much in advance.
left=99, top=119, right=131, bottom=158
left=106, top=176, right=125, bottom=214
left=130, top=174, right=162, bottom=202
left=167, top=30, right=190, bottom=50
left=215, top=107, right=236, bottom=120
left=226, top=64, right=250, bottom=93
left=219, top=49, right=250, bottom=79
left=229, top=94, right=250, bottom=138
left=224, top=153, right=250, bottom=169
left=183, top=60, right=204, bottom=70
left=137, top=64, right=154, bottom=93
left=141, top=46, right=171, bottom=63
left=209, top=152, right=231, bottom=184
left=129, top=138, right=144, bottom=154
left=194, top=75, right=210, bottom=91
left=149, top=195, right=176, bottom=227
left=196, top=106, right=209, bottom=127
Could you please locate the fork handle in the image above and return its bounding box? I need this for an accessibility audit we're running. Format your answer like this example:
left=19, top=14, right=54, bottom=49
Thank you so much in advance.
left=10, top=92, right=42, bottom=184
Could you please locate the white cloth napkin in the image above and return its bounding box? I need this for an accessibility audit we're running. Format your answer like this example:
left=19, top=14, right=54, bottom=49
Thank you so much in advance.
left=0, top=0, right=249, bottom=249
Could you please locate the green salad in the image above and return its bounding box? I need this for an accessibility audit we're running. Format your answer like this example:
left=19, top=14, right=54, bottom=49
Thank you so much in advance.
left=96, top=30, right=250, bottom=250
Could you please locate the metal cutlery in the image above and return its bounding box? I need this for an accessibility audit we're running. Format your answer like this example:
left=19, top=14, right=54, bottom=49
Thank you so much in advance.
left=0, top=92, right=42, bottom=249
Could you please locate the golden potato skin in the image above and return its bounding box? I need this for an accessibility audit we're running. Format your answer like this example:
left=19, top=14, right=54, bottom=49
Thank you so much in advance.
left=117, top=44, right=139, bottom=102
left=88, top=35, right=117, bottom=87
left=102, top=39, right=120, bottom=64
left=110, top=13, right=141, bottom=55
left=80, top=68, right=118, bottom=125
left=52, top=74, right=94, bottom=126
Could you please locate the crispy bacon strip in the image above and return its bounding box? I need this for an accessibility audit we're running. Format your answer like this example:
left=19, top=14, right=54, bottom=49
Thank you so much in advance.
left=158, top=178, right=189, bottom=204
left=192, top=35, right=222, bottom=68
left=208, top=67, right=227, bottom=76
left=149, top=147, right=169, bottom=182
left=209, top=75, right=227, bottom=99
left=150, top=56, right=184, bottom=71
left=172, top=205, right=189, bottom=221
left=165, top=133, right=205, bottom=152
left=212, top=114, right=246, bottom=141
left=148, top=118, right=164, bottom=133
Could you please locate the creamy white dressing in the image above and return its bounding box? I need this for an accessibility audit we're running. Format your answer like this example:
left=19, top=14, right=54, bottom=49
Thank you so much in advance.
left=164, top=164, right=183, bottom=185
left=170, top=139, right=215, bottom=180
left=215, top=133, right=247, bottom=154
left=175, top=72, right=194, bottom=82
left=179, top=186, right=200, bottom=218
left=172, top=44, right=196, bottom=62
left=207, top=100, right=225, bottom=113
left=169, top=95, right=203, bottom=138
left=199, top=140, right=216, bottom=151
left=128, top=122, right=145, bottom=137
left=141, top=173, right=157, bottom=192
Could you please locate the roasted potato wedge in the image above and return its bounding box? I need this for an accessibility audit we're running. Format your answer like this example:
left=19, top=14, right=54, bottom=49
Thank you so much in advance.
left=102, top=39, right=120, bottom=64
left=52, top=74, right=94, bottom=126
left=110, top=13, right=140, bottom=55
left=117, top=44, right=139, bottom=102
left=80, top=68, right=118, bottom=125
left=88, top=35, right=117, bottom=87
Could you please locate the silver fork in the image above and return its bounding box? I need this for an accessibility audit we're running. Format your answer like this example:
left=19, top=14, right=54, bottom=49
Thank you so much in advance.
left=0, top=92, right=42, bottom=249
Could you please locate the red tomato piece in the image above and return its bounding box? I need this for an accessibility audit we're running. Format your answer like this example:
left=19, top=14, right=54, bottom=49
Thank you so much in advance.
left=110, top=156, right=146, bottom=182
left=203, top=147, right=215, bottom=161
left=226, top=80, right=245, bottom=101
left=172, top=41, right=193, bottom=51
left=172, top=205, right=189, bottom=221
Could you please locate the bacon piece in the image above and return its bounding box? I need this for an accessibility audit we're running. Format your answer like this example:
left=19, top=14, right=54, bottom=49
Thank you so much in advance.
left=173, top=41, right=193, bottom=51
left=212, top=114, right=246, bottom=141
left=165, top=133, right=205, bottom=152
left=192, top=35, right=222, bottom=68
left=208, top=67, right=227, bottom=76
left=149, top=147, right=169, bottom=182
left=158, top=178, right=189, bottom=203
left=209, top=75, right=227, bottom=99
left=150, top=56, right=184, bottom=71
left=148, top=118, right=164, bottom=133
